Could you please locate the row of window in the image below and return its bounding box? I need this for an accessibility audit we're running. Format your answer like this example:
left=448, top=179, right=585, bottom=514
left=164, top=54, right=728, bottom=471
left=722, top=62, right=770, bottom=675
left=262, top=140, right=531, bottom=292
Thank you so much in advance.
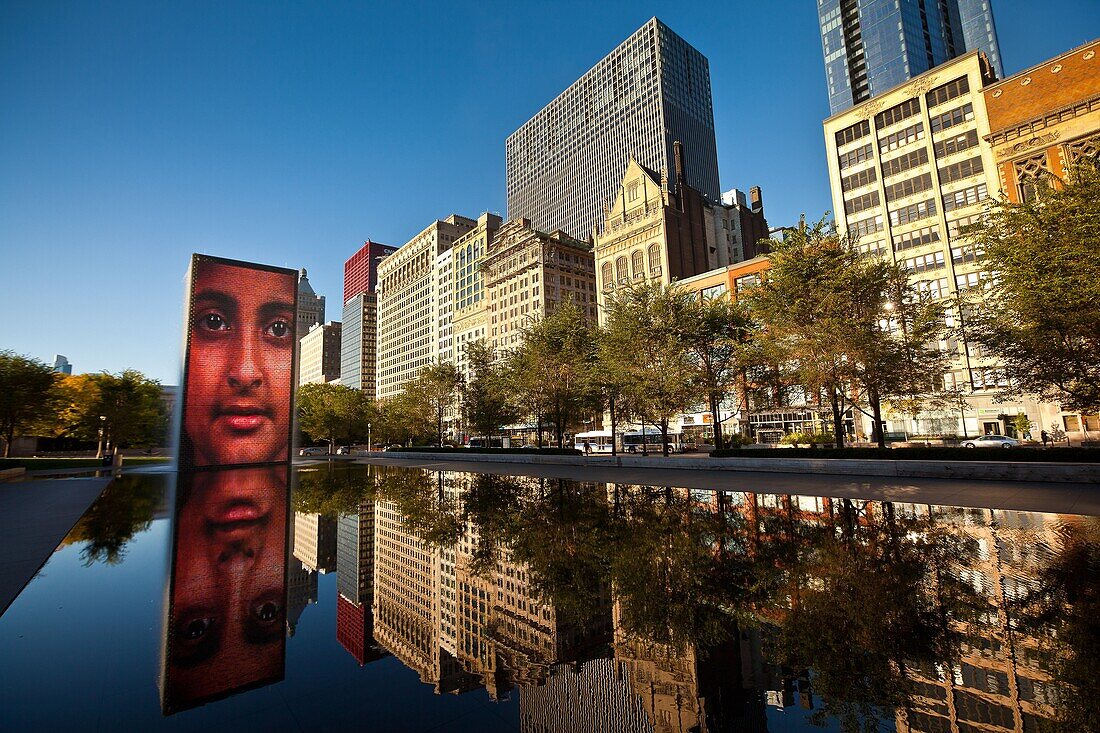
left=890, top=198, right=937, bottom=227
left=934, top=129, right=979, bottom=158
left=844, top=189, right=880, bottom=215
left=930, top=103, right=974, bottom=134
left=600, top=244, right=662, bottom=287
left=879, top=122, right=925, bottom=153
left=839, top=143, right=874, bottom=170
left=893, top=225, right=940, bottom=252
left=882, top=147, right=929, bottom=178
left=841, top=166, right=877, bottom=192
left=939, top=156, right=984, bottom=184
left=885, top=172, right=933, bottom=202
left=943, top=183, right=988, bottom=212
left=902, top=251, right=945, bottom=273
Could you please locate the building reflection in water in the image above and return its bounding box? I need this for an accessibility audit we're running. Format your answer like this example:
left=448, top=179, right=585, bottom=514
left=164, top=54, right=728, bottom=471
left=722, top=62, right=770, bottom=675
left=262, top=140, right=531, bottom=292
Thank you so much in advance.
left=160, top=466, right=289, bottom=715
left=278, top=465, right=1091, bottom=733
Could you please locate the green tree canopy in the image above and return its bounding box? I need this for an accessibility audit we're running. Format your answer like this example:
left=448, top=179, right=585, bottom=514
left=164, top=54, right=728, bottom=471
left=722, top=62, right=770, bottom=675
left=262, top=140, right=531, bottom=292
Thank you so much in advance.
left=963, top=156, right=1100, bottom=414
left=461, top=339, right=519, bottom=443
left=602, top=282, right=695, bottom=455
left=0, top=350, right=59, bottom=456
left=297, top=382, right=374, bottom=452
left=407, top=361, right=463, bottom=447
left=51, top=370, right=166, bottom=451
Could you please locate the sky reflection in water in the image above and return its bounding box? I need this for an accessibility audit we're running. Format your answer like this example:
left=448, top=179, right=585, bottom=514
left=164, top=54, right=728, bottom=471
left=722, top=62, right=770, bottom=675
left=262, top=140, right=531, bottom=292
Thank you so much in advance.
left=0, top=464, right=1095, bottom=733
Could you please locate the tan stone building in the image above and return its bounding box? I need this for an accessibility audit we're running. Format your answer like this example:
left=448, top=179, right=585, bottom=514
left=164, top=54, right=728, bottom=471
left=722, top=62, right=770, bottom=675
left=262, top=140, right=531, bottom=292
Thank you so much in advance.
left=593, top=146, right=767, bottom=328
left=451, top=213, right=502, bottom=381
left=480, top=218, right=597, bottom=352
left=297, top=321, right=341, bottom=386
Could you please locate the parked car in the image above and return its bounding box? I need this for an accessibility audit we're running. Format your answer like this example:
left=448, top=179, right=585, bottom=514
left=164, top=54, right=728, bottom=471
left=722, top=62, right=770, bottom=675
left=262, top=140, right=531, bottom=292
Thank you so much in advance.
left=383, top=444, right=404, bottom=452
left=961, top=435, right=1020, bottom=449
left=336, top=446, right=352, bottom=455
left=299, top=446, right=327, bottom=456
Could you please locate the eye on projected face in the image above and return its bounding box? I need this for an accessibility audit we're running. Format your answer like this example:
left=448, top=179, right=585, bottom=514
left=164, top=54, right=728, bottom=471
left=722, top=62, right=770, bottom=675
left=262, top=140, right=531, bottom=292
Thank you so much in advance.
left=182, top=257, right=296, bottom=468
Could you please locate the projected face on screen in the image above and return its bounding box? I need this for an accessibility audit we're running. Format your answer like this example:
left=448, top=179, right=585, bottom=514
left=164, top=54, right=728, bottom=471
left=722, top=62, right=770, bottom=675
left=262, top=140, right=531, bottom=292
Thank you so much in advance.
left=162, top=467, right=288, bottom=713
left=181, top=256, right=296, bottom=469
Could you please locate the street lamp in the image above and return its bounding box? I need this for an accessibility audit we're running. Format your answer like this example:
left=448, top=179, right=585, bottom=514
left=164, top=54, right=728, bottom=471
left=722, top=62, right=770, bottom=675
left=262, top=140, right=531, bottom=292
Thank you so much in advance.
left=96, top=415, right=107, bottom=459
left=367, top=422, right=372, bottom=452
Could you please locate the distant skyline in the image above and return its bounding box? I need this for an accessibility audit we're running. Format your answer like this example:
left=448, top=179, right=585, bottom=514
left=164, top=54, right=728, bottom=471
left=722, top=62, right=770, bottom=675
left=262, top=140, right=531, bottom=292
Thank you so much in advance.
left=2, top=0, right=1097, bottom=383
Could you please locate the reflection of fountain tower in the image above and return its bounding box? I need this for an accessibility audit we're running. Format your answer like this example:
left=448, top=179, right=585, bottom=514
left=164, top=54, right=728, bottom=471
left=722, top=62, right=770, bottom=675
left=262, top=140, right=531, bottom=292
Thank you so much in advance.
left=518, top=659, right=651, bottom=733
left=335, top=505, right=386, bottom=665
left=293, top=512, right=337, bottom=573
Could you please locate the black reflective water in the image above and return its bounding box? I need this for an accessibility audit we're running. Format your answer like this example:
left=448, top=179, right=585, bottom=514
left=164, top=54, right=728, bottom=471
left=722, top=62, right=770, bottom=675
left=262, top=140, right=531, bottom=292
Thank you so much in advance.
left=0, top=464, right=1096, bottom=733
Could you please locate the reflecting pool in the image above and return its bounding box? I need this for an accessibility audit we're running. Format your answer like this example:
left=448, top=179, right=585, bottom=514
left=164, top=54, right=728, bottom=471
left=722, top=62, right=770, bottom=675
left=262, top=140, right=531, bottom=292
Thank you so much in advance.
left=1, top=464, right=1096, bottom=732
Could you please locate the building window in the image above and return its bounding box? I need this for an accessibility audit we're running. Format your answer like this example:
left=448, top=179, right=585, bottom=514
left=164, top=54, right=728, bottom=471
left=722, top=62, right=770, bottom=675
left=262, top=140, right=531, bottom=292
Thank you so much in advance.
left=942, top=183, right=988, bottom=213
left=844, top=190, right=880, bottom=215
left=874, top=97, right=921, bottom=128
left=841, top=167, right=877, bottom=192
left=701, top=283, right=727, bottom=300
left=627, top=182, right=640, bottom=202
left=648, top=243, right=660, bottom=271
left=631, top=250, right=644, bottom=277
left=848, top=215, right=884, bottom=240
left=1013, top=152, right=1052, bottom=202
left=933, top=129, right=979, bottom=158
left=901, top=251, right=945, bottom=273
left=889, top=198, right=937, bottom=226
left=925, top=76, right=970, bottom=108
left=939, top=156, right=984, bottom=184
left=615, top=256, right=628, bottom=283
left=601, top=262, right=613, bottom=290
left=884, top=172, right=933, bottom=202
left=929, top=103, right=974, bottom=133
left=835, top=119, right=870, bottom=146
left=881, top=148, right=930, bottom=178
left=879, top=123, right=925, bottom=153
left=893, top=226, right=941, bottom=252
left=839, top=143, right=874, bottom=170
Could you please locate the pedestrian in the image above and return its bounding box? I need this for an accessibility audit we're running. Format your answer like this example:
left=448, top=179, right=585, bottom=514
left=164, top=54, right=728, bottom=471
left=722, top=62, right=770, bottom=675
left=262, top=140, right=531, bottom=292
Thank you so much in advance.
left=1041, top=430, right=1049, bottom=447
left=582, top=439, right=591, bottom=456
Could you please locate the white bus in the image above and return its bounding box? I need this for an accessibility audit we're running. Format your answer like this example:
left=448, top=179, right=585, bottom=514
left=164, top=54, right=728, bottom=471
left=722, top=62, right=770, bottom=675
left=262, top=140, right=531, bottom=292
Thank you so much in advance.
left=622, top=427, right=683, bottom=454
left=573, top=430, right=613, bottom=454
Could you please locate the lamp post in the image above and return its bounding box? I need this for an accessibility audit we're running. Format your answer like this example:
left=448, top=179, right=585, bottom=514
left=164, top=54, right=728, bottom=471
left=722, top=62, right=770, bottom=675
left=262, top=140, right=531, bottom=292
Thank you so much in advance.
left=367, top=422, right=372, bottom=452
left=96, top=415, right=107, bottom=459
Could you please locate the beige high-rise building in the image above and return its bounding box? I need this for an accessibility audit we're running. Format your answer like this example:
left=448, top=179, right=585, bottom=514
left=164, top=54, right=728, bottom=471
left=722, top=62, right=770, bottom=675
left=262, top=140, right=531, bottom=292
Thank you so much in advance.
left=375, top=215, right=477, bottom=401
left=480, top=218, right=597, bottom=352
left=451, top=213, right=502, bottom=381
left=822, top=51, right=1057, bottom=438
left=298, top=321, right=342, bottom=386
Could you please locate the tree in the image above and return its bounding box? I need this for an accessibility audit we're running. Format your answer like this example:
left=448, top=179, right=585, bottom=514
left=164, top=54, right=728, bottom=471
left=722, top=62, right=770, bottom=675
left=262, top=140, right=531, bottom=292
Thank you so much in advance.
left=297, top=382, right=373, bottom=453
left=962, top=155, right=1100, bottom=414
left=408, top=361, right=463, bottom=447
left=62, top=474, right=165, bottom=565
left=749, top=218, right=947, bottom=448
left=462, top=340, right=518, bottom=444
left=508, top=299, right=597, bottom=448
left=677, top=295, right=761, bottom=450
left=0, top=350, right=59, bottom=457
left=52, top=370, right=167, bottom=452
left=374, top=391, right=433, bottom=447
left=602, top=282, right=696, bottom=456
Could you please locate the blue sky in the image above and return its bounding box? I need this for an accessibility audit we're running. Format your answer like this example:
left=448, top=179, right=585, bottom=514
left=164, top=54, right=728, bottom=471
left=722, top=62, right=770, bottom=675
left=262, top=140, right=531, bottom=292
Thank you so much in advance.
left=2, top=0, right=1097, bottom=383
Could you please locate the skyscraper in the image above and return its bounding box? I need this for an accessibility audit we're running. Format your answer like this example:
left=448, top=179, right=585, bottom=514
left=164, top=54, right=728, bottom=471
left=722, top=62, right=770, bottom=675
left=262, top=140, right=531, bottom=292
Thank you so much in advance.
left=818, top=0, right=1003, bottom=115
left=505, top=17, right=720, bottom=240
left=296, top=268, right=325, bottom=337
left=344, top=240, right=397, bottom=304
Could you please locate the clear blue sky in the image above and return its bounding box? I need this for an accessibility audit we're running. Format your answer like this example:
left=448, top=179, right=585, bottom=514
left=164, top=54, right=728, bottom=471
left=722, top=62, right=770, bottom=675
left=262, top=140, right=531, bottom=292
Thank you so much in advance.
left=2, top=0, right=1097, bottom=384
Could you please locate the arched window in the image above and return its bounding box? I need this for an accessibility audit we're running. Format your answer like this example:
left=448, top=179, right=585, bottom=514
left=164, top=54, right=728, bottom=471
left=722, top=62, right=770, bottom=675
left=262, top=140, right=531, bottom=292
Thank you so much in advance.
left=601, top=262, right=613, bottom=289
left=631, top=250, right=644, bottom=277
left=648, top=243, right=661, bottom=271
left=615, top=256, right=628, bottom=282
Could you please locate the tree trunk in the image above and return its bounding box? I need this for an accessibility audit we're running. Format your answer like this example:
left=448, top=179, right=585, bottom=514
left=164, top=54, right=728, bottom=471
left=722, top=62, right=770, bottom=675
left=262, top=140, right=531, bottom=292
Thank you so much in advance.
left=536, top=409, right=543, bottom=448
left=710, top=391, right=723, bottom=451
left=610, top=395, right=618, bottom=456
left=660, top=419, right=670, bottom=457
left=869, top=385, right=885, bottom=449
left=830, top=388, right=845, bottom=449
left=3, top=429, right=11, bottom=458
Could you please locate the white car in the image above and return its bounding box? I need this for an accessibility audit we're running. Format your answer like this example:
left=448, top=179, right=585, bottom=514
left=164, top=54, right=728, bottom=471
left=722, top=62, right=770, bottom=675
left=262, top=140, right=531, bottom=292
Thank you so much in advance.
left=299, top=446, right=327, bottom=456
left=961, top=435, right=1020, bottom=449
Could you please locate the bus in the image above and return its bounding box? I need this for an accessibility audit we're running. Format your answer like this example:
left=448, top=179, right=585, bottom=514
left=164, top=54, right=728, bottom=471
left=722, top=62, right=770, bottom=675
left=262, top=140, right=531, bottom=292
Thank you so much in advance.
left=573, top=430, right=613, bottom=454
left=467, top=436, right=510, bottom=448
left=622, top=427, right=682, bottom=454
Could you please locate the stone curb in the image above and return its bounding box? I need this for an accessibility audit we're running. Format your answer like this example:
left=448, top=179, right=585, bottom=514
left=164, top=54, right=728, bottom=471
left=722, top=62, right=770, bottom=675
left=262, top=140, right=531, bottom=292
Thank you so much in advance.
left=370, top=452, right=1100, bottom=484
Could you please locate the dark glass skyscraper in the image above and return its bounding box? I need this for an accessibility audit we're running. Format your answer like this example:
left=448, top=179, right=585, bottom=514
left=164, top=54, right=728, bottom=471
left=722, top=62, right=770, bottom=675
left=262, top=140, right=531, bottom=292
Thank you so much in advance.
left=818, top=0, right=1003, bottom=114
left=506, top=18, right=720, bottom=240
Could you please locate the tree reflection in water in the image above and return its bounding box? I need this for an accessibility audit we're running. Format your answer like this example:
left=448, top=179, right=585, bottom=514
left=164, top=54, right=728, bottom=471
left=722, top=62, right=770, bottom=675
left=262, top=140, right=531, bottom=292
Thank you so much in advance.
left=62, top=474, right=167, bottom=566
left=301, top=465, right=1084, bottom=733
